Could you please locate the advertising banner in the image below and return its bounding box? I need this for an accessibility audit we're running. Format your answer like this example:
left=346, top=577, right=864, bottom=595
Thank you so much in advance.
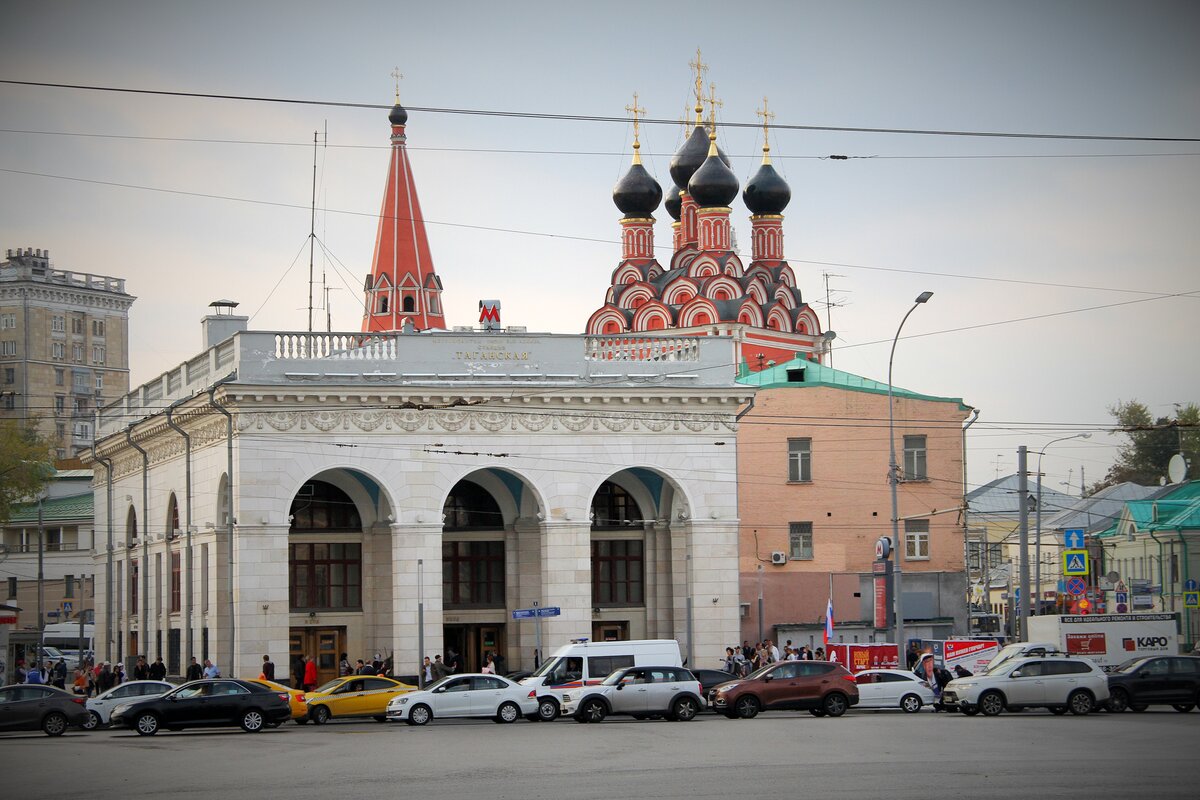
left=941, top=639, right=1000, bottom=673
left=825, top=642, right=900, bottom=672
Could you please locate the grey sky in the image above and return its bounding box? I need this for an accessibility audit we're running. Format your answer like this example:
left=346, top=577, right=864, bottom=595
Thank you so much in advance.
left=2, top=0, right=1197, bottom=497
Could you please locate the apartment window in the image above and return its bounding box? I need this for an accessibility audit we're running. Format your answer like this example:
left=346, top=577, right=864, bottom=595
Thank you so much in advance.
left=0, top=313, right=15, bottom=329
left=52, top=343, right=65, bottom=360
left=789, top=522, right=814, bottom=560
left=2, top=393, right=13, bottom=410
left=6, top=577, right=15, bottom=598
left=443, top=540, right=506, bottom=607
left=71, top=317, right=84, bottom=335
left=55, top=422, right=65, bottom=439
left=903, top=435, right=928, bottom=481
left=289, top=543, right=362, bottom=610
left=73, top=371, right=89, bottom=391
left=74, top=397, right=88, bottom=413
left=592, top=540, right=644, bottom=605
left=64, top=575, right=75, bottom=598
left=55, top=448, right=66, bottom=459
left=3, top=368, right=12, bottom=384
left=170, top=552, right=181, bottom=613
left=45, top=528, right=63, bottom=552
left=0, top=341, right=15, bottom=356
left=71, top=344, right=83, bottom=362
left=92, top=320, right=105, bottom=337
left=50, top=315, right=64, bottom=332
left=905, top=519, right=930, bottom=560
left=91, top=345, right=105, bottom=365
left=788, top=438, right=812, bottom=482
left=131, top=560, right=139, bottom=614
left=55, top=368, right=64, bottom=386
left=95, top=373, right=104, bottom=391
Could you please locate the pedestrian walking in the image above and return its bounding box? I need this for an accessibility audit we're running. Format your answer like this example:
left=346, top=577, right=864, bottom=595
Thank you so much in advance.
left=421, top=656, right=434, bottom=686
left=339, top=652, right=352, bottom=677
left=25, top=663, right=45, bottom=684
left=481, top=654, right=497, bottom=674
left=262, top=654, right=276, bottom=682
left=149, top=656, right=167, bottom=681
left=185, top=657, right=203, bottom=682
left=203, top=659, right=220, bottom=679
left=432, top=655, right=450, bottom=680
left=303, top=655, right=318, bottom=691
left=291, top=653, right=305, bottom=689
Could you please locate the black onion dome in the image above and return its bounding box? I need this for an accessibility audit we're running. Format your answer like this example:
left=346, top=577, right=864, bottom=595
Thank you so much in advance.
left=388, top=103, right=408, bottom=126
left=743, top=162, right=791, bottom=215
left=612, top=162, right=662, bottom=216
left=688, top=147, right=740, bottom=208
left=669, top=125, right=710, bottom=188
left=664, top=184, right=683, bottom=221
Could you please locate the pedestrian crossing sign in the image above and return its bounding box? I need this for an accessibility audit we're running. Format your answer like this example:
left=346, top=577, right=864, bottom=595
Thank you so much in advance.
left=1186, top=591, right=1200, bottom=609
left=1063, top=549, right=1089, bottom=576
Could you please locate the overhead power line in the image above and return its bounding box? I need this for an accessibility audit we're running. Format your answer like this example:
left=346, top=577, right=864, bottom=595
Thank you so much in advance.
left=3, top=80, right=1199, bottom=143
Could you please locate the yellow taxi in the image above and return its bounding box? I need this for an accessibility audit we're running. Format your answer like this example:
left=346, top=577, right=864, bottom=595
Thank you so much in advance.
left=304, top=675, right=417, bottom=724
left=246, top=678, right=311, bottom=724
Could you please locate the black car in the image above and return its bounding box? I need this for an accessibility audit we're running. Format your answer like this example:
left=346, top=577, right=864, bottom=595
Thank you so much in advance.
left=110, top=678, right=291, bottom=735
left=1106, top=655, right=1200, bottom=713
left=0, top=683, right=90, bottom=736
left=692, top=669, right=737, bottom=710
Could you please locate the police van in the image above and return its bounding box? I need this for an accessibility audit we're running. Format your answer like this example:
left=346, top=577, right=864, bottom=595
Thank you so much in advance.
left=520, top=638, right=682, bottom=721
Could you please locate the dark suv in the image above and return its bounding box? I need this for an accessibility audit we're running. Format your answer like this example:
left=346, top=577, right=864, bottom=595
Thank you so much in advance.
left=1106, top=655, right=1200, bottom=713
left=709, top=661, right=859, bottom=718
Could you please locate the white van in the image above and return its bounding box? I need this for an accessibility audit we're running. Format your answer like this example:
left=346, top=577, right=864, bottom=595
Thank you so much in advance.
left=521, top=638, right=682, bottom=721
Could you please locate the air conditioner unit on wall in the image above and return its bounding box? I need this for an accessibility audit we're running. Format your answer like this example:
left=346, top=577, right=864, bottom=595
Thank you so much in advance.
left=771, top=551, right=788, bottom=565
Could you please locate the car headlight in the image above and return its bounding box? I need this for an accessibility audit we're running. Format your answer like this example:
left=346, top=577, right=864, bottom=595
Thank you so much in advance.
left=717, top=683, right=738, bottom=693
left=953, top=682, right=976, bottom=690
left=390, top=697, right=409, bottom=706
left=112, top=703, right=130, bottom=717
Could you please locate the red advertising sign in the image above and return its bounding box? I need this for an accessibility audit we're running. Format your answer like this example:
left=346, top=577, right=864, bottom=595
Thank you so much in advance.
left=826, top=643, right=900, bottom=672
left=1065, top=632, right=1106, bottom=656
left=0, top=615, right=18, bottom=624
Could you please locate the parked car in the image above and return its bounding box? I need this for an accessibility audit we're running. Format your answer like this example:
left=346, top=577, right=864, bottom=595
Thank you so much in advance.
left=304, top=675, right=416, bottom=724
left=245, top=678, right=310, bottom=723
left=82, top=680, right=174, bottom=729
left=1106, top=655, right=1200, bottom=713
left=693, top=668, right=738, bottom=697
left=109, top=678, right=291, bottom=735
left=942, top=655, right=1108, bottom=716
left=387, top=674, right=537, bottom=725
left=0, top=683, right=89, bottom=736
left=708, top=661, right=859, bottom=719
left=562, top=666, right=705, bottom=723
left=852, top=669, right=938, bottom=712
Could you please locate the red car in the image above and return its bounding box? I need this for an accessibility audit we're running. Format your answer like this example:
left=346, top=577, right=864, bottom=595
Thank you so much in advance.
left=708, top=661, right=859, bottom=718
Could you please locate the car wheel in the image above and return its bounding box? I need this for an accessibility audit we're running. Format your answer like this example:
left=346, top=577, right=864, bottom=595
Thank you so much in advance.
left=42, top=711, right=68, bottom=737
left=537, top=697, right=560, bottom=722
left=673, top=696, right=699, bottom=722
left=809, top=709, right=827, bottom=717
left=311, top=705, right=331, bottom=725
left=823, top=693, right=849, bottom=718
left=1050, top=706, right=1069, bottom=715
left=900, top=694, right=922, bottom=714
left=1107, top=688, right=1129, bottom=713
left=241, top=709, right=266, bottom=732
left=409, top=704, right=432, bottom=726
left=979, top=691, right=1005, bottom=717
left=135, top=712, right=160, bottom=736
left=497, top=701, right=521, bottom=724
left=82, top=710, right=103, bottom=730
left=580, top=699, right=607, bottom=723
left=1172, top=704, right=1195, bottom=713
left=1130, top=703, right=1149, bottom=713
left=962, top=706, right=979, bottom=716
left=1068, top=690, right=1094, bottom=716
left=735, top=695, right=760, bottom=719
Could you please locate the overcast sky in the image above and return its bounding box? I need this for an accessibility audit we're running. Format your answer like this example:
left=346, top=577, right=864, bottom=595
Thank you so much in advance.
left=2, top=0, right=1197, bottom=498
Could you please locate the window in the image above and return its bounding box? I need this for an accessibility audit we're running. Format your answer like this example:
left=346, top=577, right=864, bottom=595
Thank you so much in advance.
left=52, top=343, right=65, bottom=360
left=905, top=519, right=930, bottom=560
left=45, top=528, right=63, bottom=552
left=55, top=368, right=64, bottom=386
left=903, top=435, right=927, bottom=481
left=73, top=371, right=89, bottom=391
left=588, top=655, right=635, bottom=676
left=74, top=397, right=88, bottom=413
left=64, top=575, right=74, bottom=597
left=401, top=294, right=415, bottom=313
left=0, top=341, right=15, bottom=356
left=376, top=295, right=389, bottom=314
left=789, top=522, right=814, bottom=560
left=8, top=576, right=17, bottom=598
left=788, top=438, right=812, bottom=482
left=289, top=480, right=362, bottom=531
left=92, top=320, right=105, bottom=337
left=50, top=315, right=64, bottom=332
left=592, top=539, right=644, bottom=605
left=131, top=560, right=139, bottom=614
left=443, top=540, right=505, bottom=607
left=2, top=393, right=12, bottom=411
left=71, top=317, right=84, bottom=334
left=3, top=367, right=12, bottom=384
left=91, top=345, right=105, bottom=365
left=95, top=373, right=104, bottom=391
left=289, top=542, right=362, bottom=610
left=71, top=344, right=83, bottom=362
left=591, top=481, right=640, bottom=529
left=170, top=551, right=181, bottom=613
left=0, top=313, right=15, bottom=329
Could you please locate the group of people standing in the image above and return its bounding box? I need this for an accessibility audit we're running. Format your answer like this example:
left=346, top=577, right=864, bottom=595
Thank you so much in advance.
left=722, top=639, right=825, bottom=676
left=14, top=652, right=214, bottom=696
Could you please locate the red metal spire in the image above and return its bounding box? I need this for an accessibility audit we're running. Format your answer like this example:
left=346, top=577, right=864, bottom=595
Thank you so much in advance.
left=362, top=96, right=446, bottom=333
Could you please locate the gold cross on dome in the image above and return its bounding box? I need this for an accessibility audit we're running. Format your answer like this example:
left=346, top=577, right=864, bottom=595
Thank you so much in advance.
left=706, top=82, right=723, bottom=138
left=756, top=96, right=776, bottom=163
left=625, top=92, right=647, bottom=164
left=689, top=48, right=708, bottom=124
left=391, top=67, right=404, bottom=101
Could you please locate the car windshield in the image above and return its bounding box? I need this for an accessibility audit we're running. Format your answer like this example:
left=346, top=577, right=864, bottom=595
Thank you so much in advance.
left=1111, top=658, right=1149, bottom=674
left=313, top=679, right=344, bottom=694
left=743, top=664, right=777, bottom=681
left=423, top=676, right=453, bottom=692
left=601, top=671, right=633, bottom=686
left=529, top=657, right=561, bottom=679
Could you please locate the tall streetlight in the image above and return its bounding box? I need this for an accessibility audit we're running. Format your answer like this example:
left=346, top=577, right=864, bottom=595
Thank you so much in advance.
left=1034, top=433, right=1091, bottom=611
left=889, top=291, right=933, bottom=657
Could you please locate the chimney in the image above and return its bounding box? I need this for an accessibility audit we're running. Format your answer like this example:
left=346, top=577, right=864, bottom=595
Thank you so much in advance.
left=201, top=299, right=249, bottom=349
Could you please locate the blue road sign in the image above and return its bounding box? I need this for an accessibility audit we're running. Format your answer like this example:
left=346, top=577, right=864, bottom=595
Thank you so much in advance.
left=511, top=609, right=536, bottom=619
left=1066, top=577, right=1087, bottom=596
left=1115, top=591, right=1128, bottom=604
left=1185, top=591, right=1200, bottom=609
left=1186, top=579, right=1198, bottom=592
left=535, top=606, right=561, bottom=617
left=512, top=606, right=561, bottom=619
left=1063, top=549, right=1089, bottom=576
left=62, top=601, right=73, bottom=614
left=1063, top=528, right=1086, bottom=549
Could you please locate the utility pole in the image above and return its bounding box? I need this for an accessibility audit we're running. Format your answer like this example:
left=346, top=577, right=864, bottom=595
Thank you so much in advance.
left=1018, top=446, right=1031, bottom=638
left=37, top=496, right=45, bottom=634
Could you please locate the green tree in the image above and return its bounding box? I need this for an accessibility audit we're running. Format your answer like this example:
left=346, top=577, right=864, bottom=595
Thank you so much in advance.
left=0, top=420, right=55, bottom=523
left=1095, top=400, right=1200, bottom=491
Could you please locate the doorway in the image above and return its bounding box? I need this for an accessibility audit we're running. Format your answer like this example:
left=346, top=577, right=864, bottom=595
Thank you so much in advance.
left=592, top=622, right=629, bottom=643
left=443, top=623, right=506, bottom=673
left=289, top=627, right=344, bottom=687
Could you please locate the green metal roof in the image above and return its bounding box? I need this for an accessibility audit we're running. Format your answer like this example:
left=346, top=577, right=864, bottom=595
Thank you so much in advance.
left=7, top=492, right=94, bottom=523
left=736, top=355, right=971, bottom=410
left=1095, top=481, right=1200, bottom=537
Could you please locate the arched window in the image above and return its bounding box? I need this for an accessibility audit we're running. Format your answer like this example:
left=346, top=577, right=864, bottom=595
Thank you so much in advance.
left=402, top=295, right=415, bottom=313
left=217, top=474, right=230, bottom=528
left=603, top=321, right=621, bottom=334
left=289, top=480, right=362, bottom=531
left=125, top=507, right=138, bottom=547
left=377, top=295, right=389, bottom=314
left=646, top=316, right=666, bottom=331
left=166, top=493, right=179, bottom=536
left=443, top=480, right=503, bottom=531
left=591, top=482, right=642, bottom=529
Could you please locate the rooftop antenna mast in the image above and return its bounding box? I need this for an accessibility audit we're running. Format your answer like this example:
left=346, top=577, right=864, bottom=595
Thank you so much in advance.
left=820, top=272, right=848, bottom=366
left=306, top=122, right=327, bottom=332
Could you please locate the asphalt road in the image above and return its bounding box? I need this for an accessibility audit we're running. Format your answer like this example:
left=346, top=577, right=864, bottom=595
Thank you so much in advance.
left=2, top=709, right=1197, bottom=799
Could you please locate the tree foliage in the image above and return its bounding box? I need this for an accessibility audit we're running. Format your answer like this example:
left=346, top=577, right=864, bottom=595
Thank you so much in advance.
left=1095, top=400, right=1200, bottom=491
left=0, top=420, right=55, bottom=523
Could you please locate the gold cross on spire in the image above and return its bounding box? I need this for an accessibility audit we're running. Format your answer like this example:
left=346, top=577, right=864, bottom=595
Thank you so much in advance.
left=756, top=96, right=776, bottom=164
left=626, top=92, right=647, bottom=165
left=391, top=67, right=403, bottom=102
left=706, top=82, right=723, bottom=141
left=689, top=47, right=708, bottom=125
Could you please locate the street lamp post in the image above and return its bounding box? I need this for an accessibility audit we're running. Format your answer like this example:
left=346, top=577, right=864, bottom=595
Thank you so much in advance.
left=889, top=291, right=933, bottom=657
left=1034, top=433, right=1092, bottom=612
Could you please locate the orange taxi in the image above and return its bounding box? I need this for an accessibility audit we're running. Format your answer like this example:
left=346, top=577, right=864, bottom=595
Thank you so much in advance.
left=304, top=675, right=417, bottom=724
left=246, top=678, right=311, bottom=724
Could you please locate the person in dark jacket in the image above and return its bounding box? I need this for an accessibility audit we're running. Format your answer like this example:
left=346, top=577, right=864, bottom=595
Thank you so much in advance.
left=261, top=654, right=276, bottom=681
left=292, top=654, right=306, bottom=690
left=148, top=656, right=167, bottom=681
left=185, top=657, right=203, bottom=682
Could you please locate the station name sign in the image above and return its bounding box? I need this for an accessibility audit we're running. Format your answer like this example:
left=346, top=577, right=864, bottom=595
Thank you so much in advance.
left=453, top=349, right=532, bottom=361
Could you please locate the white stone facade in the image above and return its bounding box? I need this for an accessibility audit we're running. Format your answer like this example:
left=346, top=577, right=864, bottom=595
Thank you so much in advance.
left=88, top=331, right=749, bottom=678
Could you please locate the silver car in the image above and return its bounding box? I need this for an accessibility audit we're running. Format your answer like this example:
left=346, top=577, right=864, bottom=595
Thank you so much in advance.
left=562, top=666, right=705, bottom=723
left=942, top=655, right=1108, bottom=716
left=82, top=680, right=174, bottom=729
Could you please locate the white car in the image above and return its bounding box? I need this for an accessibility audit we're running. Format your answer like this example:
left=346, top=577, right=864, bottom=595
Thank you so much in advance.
left=852, top=669, right=938, bottom=712
left=942, top=655, right=1109, bottom=716
left=386, top=674, right=537, bottom=725
left=561, top=665, right=706, bottom=723
left=82, top=680, right=174, bottom=729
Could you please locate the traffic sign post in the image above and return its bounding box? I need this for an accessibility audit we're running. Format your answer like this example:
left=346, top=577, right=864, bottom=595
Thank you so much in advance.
left=1186, top=579, right=1198, bottom=592
left=1185, top=591, right=1200, bottom=609
left=1063, top=550, right=1089, bottom=576
left=512, top=604, right=562, bottom=666
left=1063, top=528, right=1086, bottom=550
left=1065, top=577, right=1087, bottom=596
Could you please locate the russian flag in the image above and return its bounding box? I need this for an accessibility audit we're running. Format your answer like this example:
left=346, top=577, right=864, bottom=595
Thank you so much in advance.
left=824, top=597, right=834, bottom=645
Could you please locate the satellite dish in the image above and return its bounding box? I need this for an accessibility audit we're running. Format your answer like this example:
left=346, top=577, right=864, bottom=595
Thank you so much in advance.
left=1167, top=453, right=1187, bottom=484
